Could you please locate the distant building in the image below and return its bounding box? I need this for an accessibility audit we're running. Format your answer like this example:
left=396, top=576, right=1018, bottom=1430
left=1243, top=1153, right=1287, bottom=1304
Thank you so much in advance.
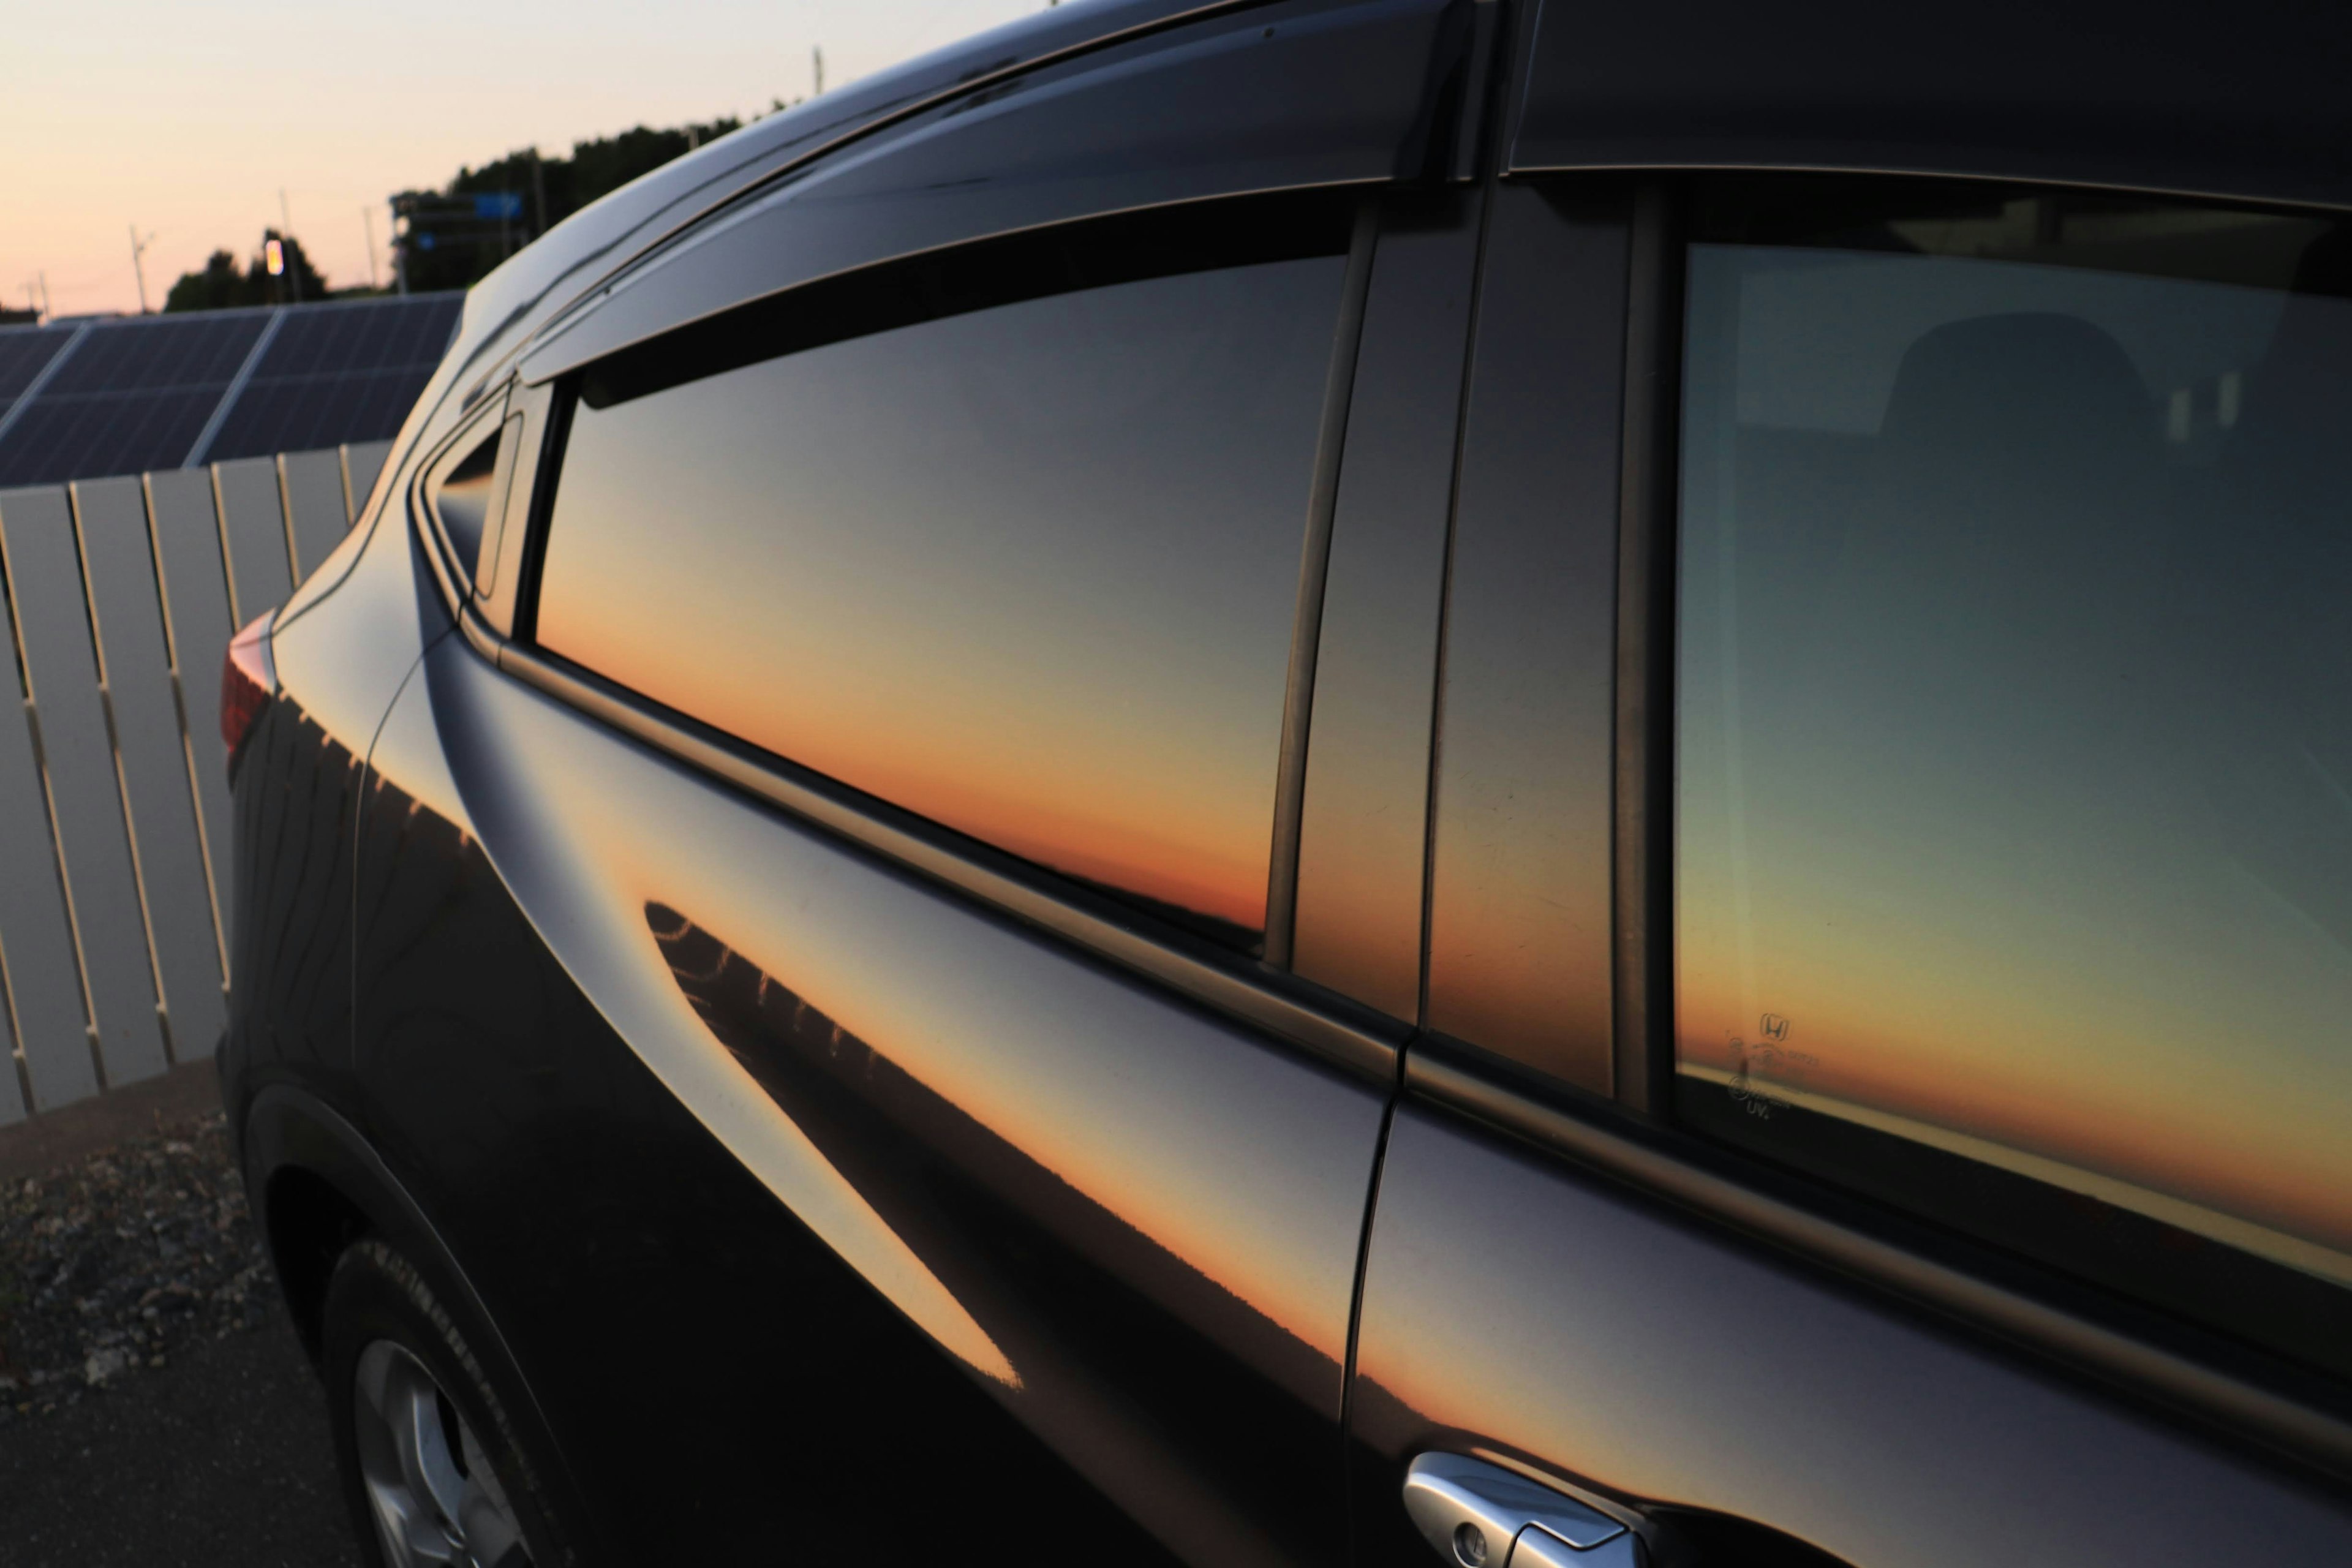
left=0, top=292, right=462, bottom=488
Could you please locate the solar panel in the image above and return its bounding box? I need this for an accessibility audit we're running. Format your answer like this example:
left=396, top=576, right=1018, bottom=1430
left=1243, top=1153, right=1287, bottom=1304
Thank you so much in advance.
left=203, top=295, right=458, bottom=461
left=0, top=294, right=461, bottom=484
left=46, top=312, right=268, bottom=395
left=0, top=328, right=74, bottom=406
left=203, top=364, right=443, bottom=461
left=253, top=295, right=461, bottom=378
left=0, top=389, right=226, bottom=488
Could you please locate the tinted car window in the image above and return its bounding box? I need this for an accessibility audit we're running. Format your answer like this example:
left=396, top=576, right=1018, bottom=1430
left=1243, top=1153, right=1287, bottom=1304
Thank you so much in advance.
left=424, top=414, right=506, bottom=583
left=536, top=206, right=1352, bottom=950
left=1675, top=179, right=2352, bottom=1374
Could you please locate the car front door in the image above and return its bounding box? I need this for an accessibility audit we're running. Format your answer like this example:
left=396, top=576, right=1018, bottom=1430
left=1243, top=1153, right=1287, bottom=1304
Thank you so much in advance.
left=1348, top=5, right=2352, bottom=1565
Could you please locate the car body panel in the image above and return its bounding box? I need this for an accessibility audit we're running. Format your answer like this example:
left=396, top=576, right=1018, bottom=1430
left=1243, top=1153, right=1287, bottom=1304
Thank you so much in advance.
left=1352, top=1106, right=2352, bottom=1567
left=413, top=624, right=1385, bottom=1564
left=343, top=646, right=1192, bottom=1562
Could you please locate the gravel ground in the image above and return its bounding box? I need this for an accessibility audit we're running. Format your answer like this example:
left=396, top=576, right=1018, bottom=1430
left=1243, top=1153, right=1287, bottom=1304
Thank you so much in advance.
left=0, top=1110, right=271, bottom=1417
left=0, top=1096, right=360, bottom=1565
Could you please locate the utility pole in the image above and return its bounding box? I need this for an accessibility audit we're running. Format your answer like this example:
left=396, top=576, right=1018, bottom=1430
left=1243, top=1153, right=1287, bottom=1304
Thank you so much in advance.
left=279, top=189, right=303, bottom=303
left=129, top=225, right=156, bottom=313
left=813, top=45, right=825, bottom=94
left=362, top=206, right=380, bottom=290
left=530, top=148, right=547, bottom=241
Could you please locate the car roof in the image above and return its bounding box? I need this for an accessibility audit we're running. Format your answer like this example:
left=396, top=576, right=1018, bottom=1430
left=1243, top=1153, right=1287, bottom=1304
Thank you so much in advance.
left=409, top=0, right=2352, bottom=463
left=413, top=0, right=1212, bottom=443
left=1510, top=0, right=2352, bottom=212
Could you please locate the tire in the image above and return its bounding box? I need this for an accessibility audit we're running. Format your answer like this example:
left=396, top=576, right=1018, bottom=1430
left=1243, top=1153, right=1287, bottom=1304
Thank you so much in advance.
left=321, top=1237, right=575, bottom=1568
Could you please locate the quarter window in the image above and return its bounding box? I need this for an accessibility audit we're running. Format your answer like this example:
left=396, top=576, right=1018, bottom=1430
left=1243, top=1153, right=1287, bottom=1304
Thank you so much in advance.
left=1676, top=179, right=2352, bottom=1374
left=422, top=402, right=511, bottom=587
left=533, top=200, right=1355, bottom=951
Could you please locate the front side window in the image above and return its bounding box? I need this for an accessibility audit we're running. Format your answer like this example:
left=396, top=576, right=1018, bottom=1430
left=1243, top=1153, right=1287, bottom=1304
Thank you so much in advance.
left=533, top=200, right=1354, bottom=951
left=1675, top=178, right=2352, bottom=1374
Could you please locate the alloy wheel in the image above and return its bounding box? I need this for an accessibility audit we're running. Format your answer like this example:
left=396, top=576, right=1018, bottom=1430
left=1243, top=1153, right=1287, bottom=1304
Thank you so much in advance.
left=352, top=1338, right=531, bottom=1568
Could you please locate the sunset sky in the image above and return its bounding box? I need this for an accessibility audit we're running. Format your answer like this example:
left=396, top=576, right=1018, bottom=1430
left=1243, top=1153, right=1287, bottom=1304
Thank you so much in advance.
left=4, top=0, right=1045, bottom=320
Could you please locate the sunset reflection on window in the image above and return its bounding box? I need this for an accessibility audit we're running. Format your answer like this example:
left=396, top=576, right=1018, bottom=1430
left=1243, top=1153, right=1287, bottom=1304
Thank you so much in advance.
left=538, top=254, right=1346, bottom=949
left=1676, top=184, right=2352, bottom=1374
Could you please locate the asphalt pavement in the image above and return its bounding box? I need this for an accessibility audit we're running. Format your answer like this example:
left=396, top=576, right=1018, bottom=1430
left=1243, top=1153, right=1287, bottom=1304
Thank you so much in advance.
left=0, top=1298, right=357, bottom=1566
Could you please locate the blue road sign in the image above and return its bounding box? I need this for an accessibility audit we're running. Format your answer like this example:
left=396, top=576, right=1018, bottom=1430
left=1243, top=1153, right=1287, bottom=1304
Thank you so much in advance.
left=472, top=192, right=524, bottom=221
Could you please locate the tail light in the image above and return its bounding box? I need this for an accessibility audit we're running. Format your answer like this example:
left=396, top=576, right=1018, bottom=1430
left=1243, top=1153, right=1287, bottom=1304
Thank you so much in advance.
left=221, top=611, right=277, bottom=777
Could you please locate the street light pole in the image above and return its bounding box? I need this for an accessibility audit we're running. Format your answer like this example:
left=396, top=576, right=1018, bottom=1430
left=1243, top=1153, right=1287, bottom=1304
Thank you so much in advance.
left=363, top=206, right=380, bottom=290
left=280, top=189, right=303, bottom=303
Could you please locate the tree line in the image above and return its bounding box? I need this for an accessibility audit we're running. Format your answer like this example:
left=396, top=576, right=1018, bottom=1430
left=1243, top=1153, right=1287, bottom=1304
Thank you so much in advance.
left=165, top=114, right=764, bottom=312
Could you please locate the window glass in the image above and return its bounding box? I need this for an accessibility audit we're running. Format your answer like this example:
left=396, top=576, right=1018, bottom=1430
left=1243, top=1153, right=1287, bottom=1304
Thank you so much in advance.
left=424, top=418, right=504, bottom=582
left=474, top=410, right=526, bottom=595
left=1675, top=179, right=2352, bottom=1374
left=537, top=214, right=1350, bottom=951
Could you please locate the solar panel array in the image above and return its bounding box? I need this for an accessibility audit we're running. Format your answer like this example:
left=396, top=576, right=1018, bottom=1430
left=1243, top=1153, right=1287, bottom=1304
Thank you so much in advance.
left=0, top=293, right=460, bottom=488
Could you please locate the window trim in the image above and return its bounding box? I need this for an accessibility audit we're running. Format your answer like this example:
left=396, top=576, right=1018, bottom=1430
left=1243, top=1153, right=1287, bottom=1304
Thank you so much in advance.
left=1406, top=167, right=2352, bottom=1487
left=1608, top=181, right=1681, bottom=1119
left=420, top=192, right=1410, bottom=1090
left=1265, top=197, right=1383, bottom=967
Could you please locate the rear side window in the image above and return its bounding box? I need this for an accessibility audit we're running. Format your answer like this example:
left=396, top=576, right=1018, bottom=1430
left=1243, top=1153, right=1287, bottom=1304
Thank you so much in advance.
left=534, top=199, right=1354, bottom=951
left=1675, top=179, right=2352, bottom=1375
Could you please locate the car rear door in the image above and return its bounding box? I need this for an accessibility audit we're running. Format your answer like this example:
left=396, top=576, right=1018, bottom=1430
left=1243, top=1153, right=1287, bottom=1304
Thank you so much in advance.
left=362, top=5, right=1496, bottom=1564
left=1348, top=4, right=2352, bottom=1565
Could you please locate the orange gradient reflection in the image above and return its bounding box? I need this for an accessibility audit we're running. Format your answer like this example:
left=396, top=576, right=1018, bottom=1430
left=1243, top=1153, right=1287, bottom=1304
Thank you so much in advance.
left=1675, top=241, right=2352, bottom=1284
left=538, top=258, right=1348, bottom=940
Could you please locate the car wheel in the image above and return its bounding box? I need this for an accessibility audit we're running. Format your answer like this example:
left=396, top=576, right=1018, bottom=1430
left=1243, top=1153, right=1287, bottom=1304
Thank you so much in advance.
left=322, top=1237, right=573, bottom=1568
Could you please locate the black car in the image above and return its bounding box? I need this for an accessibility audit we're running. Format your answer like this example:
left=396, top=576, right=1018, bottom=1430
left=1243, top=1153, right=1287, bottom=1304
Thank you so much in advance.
left=219, top=2, right=2352, bottom=1563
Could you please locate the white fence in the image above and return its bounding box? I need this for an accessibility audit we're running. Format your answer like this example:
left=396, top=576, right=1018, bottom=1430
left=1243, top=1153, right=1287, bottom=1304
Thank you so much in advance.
left=0, top=440, right=391, bottom=1121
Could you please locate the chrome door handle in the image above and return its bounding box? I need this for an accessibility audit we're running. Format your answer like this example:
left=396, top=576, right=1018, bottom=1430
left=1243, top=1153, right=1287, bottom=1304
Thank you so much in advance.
left=1403, top=1453, right=1644, bottom=1568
